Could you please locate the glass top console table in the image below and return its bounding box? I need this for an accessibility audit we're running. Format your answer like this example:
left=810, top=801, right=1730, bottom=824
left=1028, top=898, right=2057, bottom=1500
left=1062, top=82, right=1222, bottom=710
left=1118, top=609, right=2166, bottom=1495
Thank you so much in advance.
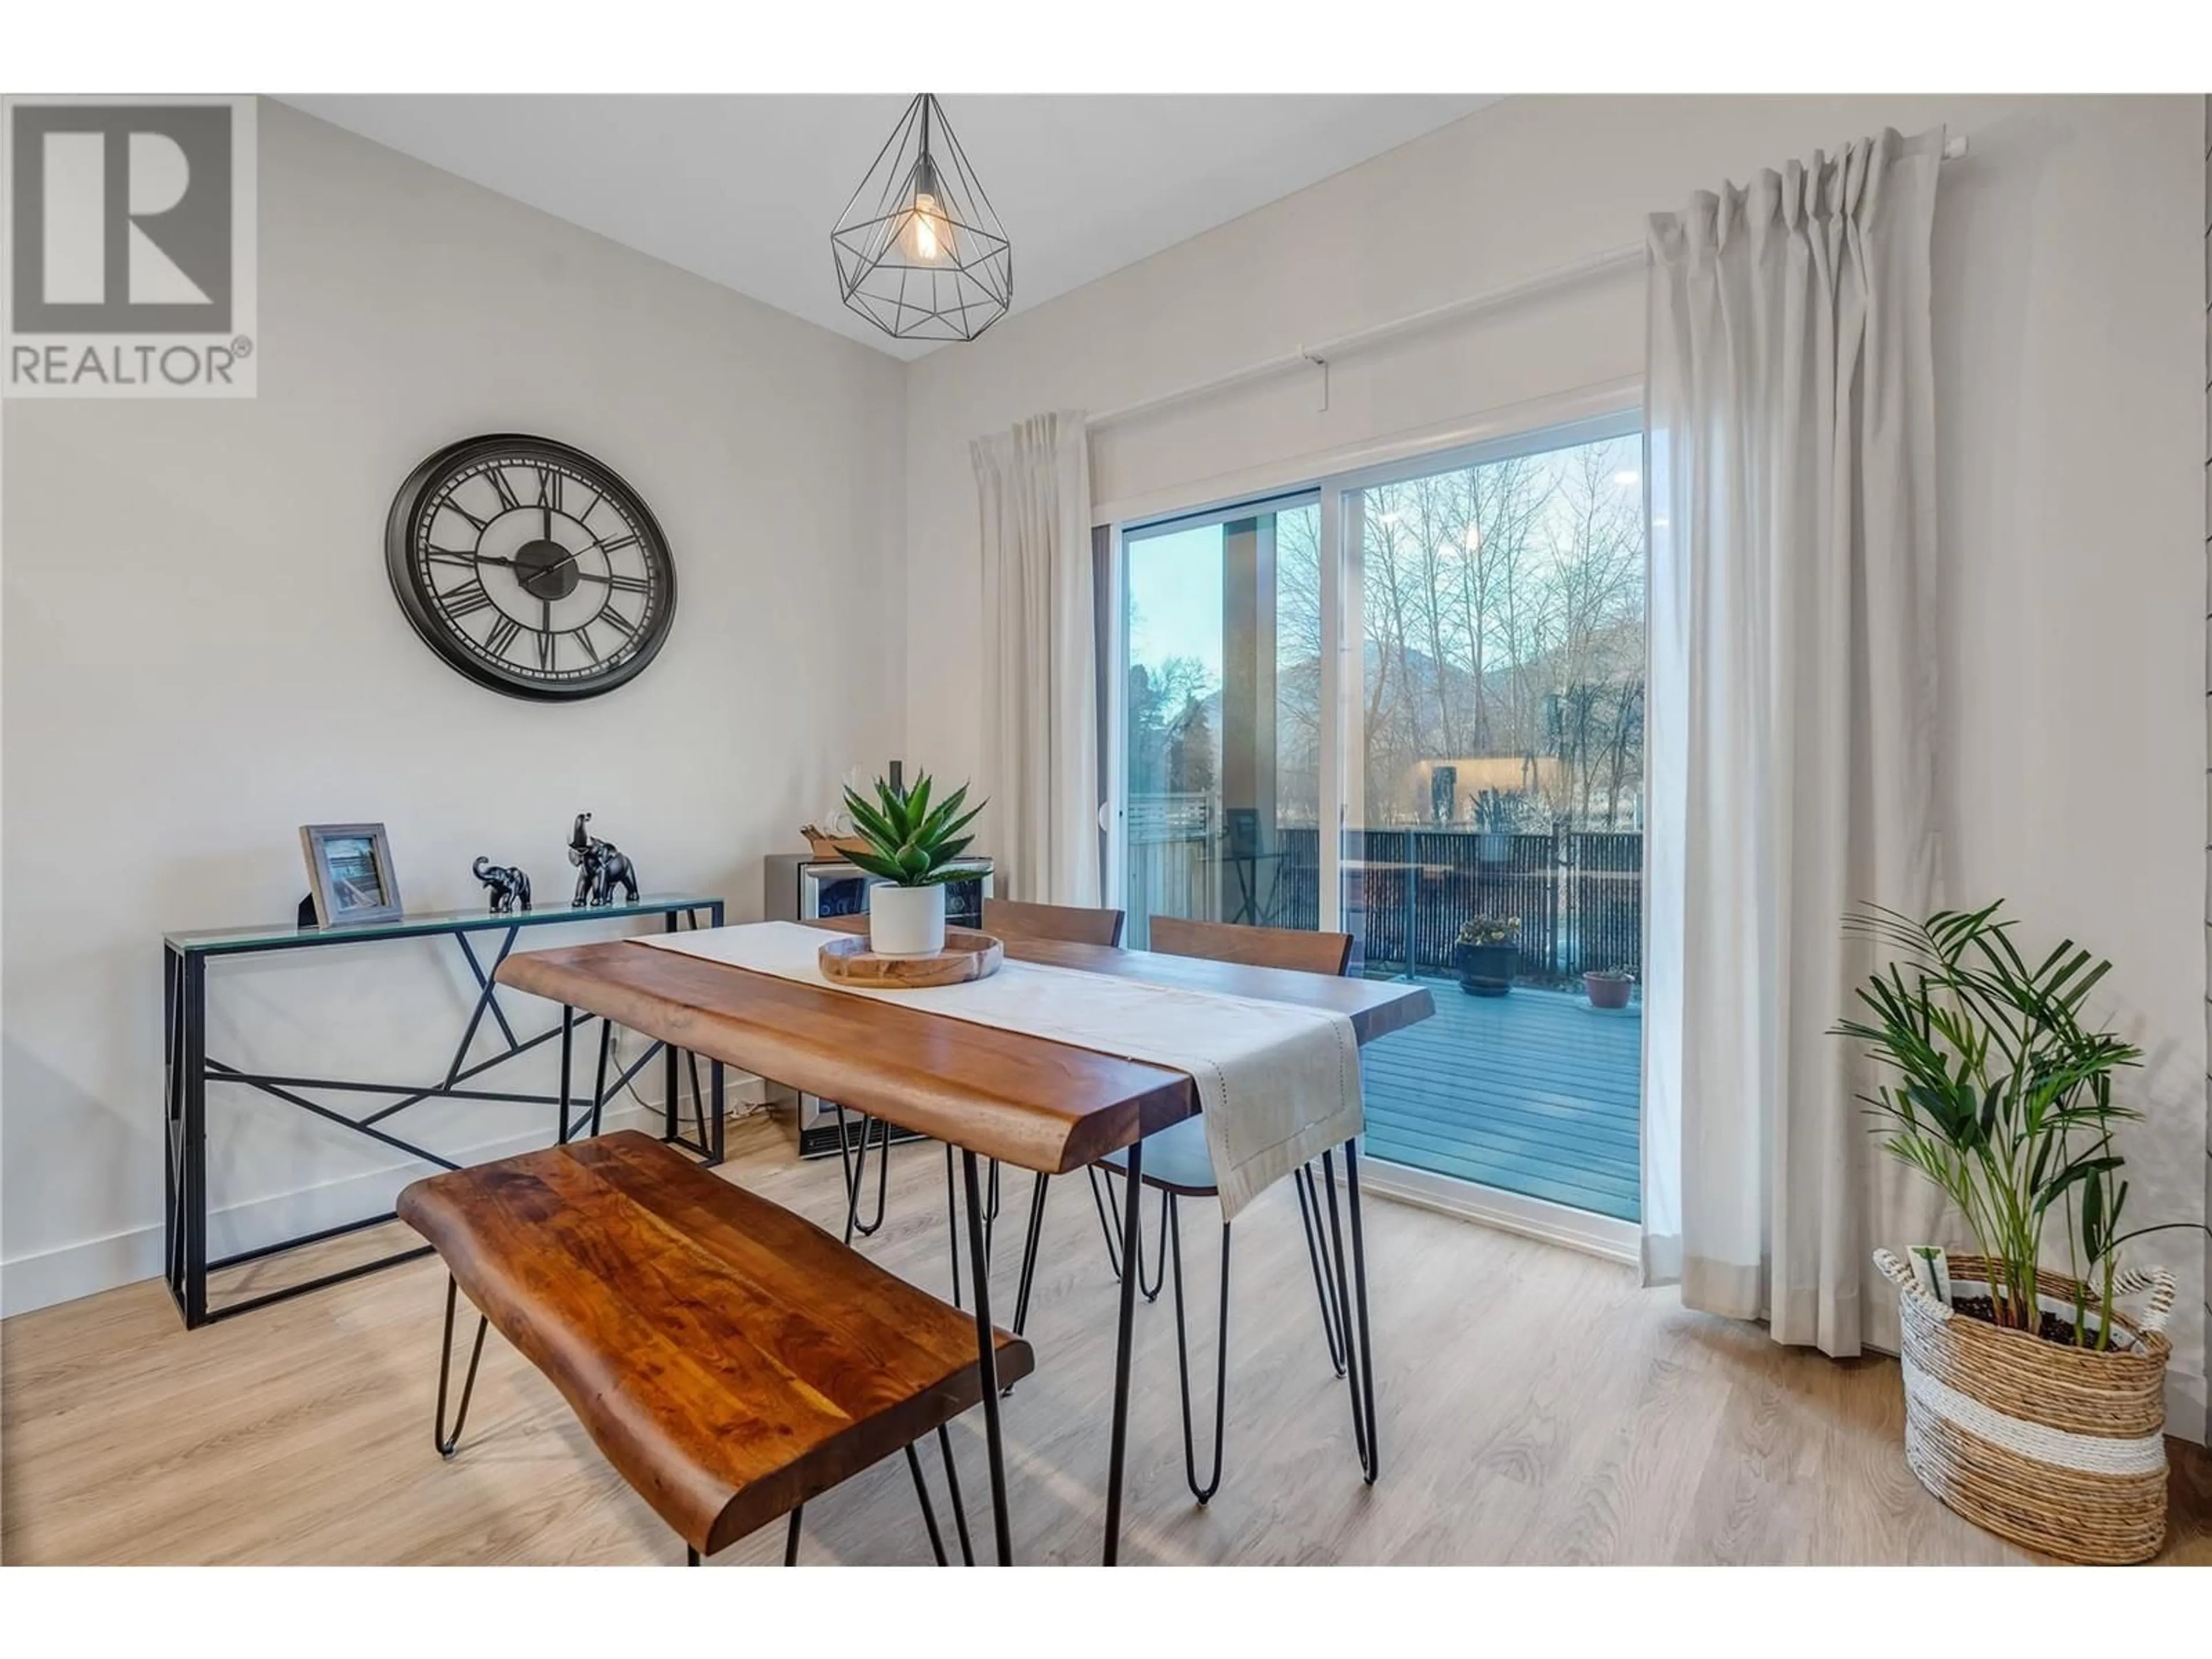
left=162, top=893, right=725, bottom=1327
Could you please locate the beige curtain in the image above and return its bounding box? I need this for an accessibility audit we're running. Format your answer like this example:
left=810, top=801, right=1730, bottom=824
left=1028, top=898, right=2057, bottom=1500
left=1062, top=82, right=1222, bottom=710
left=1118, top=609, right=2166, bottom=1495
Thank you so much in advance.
left=1643, top=127, right=1948, bottom=1356
left=973, top=411, right=1101, bottom=906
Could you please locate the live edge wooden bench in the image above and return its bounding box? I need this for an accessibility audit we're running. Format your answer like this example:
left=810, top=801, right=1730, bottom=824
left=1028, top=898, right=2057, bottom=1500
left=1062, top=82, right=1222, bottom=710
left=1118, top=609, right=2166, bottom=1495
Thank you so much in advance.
left=395, top=1130, right=1035, bottom=1565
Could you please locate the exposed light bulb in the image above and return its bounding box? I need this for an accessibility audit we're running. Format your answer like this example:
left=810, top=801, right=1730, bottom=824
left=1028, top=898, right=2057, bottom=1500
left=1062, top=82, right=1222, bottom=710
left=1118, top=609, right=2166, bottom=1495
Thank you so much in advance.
left=1613, top=469, right=1641, bottom=490
left=907, top=191, right=947, bottom=263
left=1463, top=527, right=1483, bottom=552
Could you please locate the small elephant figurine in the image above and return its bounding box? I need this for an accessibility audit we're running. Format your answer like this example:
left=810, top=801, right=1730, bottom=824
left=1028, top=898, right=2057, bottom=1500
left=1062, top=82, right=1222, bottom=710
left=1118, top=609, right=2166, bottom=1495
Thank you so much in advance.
left=566, top=812, right=639, bottom=907
left=472, top=855, right=532, bottom=914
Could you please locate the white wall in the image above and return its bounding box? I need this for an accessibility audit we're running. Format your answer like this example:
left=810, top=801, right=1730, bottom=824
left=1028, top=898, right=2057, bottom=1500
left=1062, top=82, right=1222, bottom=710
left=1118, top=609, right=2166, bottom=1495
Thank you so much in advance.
left=900, top=94, right=2210, bottom=1429
left=0, top=100, right=910, bottom=1313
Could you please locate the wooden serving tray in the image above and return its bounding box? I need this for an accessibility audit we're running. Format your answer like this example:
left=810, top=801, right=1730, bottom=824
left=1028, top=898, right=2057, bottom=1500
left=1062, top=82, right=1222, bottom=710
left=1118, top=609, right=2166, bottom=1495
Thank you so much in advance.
left=800, top=825, right=876, bottom=862
left=818, top=927, right=1005, bottom=988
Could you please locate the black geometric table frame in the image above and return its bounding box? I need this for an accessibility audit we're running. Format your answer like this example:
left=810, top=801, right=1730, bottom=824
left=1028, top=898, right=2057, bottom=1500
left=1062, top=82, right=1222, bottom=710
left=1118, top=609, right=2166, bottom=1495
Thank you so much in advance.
left=162, top=899, right=725, bottom=1329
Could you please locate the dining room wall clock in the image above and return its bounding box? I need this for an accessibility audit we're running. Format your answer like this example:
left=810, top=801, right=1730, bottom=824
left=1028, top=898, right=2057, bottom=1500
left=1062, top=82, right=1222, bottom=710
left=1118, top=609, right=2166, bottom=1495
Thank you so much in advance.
left=384, top=434, right=677, bottom=701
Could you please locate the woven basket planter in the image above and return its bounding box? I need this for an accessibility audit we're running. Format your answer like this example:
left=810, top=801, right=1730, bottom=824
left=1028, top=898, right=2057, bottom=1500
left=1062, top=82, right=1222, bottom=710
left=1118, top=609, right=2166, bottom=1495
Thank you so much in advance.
left=1873, top=1248, right=2175, bottom=1563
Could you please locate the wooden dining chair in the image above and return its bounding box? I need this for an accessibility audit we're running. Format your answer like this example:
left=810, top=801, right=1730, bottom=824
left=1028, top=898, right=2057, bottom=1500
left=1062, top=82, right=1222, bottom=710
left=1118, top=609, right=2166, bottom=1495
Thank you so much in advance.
left=835, top=898, right=1127, bottom=1339
left=1027, top=916, right=1361, bottom=1504
left=1147, top=915, right=1353, bottom=975
left=982, top=896, right=1126, bottom=947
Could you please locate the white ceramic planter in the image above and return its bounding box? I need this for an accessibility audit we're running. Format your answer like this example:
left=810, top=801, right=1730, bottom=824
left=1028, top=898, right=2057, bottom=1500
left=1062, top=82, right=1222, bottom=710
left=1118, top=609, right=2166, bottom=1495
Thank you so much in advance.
left=868, top=881, right=945, bottom=957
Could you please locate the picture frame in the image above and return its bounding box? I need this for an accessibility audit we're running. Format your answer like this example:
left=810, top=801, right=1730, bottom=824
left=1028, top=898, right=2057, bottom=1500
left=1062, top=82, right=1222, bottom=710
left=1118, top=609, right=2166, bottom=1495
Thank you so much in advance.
left=299, top=823, right=404, bottom=927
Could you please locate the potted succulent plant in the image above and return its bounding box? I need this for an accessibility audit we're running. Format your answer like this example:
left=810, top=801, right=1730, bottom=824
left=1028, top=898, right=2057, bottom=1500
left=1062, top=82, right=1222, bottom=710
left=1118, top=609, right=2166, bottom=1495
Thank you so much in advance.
left=1835, top=901, right=2198, bottom=1564
left=840, top=771, right=984, bottom=957
left=1452, top=916, right=1520, bottom=997
left=1583, top=967, right=1634, bottom=1010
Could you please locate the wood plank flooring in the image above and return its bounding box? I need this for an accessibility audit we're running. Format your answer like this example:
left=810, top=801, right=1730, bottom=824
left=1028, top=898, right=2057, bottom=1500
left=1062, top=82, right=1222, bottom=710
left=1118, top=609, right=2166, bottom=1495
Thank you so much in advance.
left=3, top=1115, right=2206, bottom=1565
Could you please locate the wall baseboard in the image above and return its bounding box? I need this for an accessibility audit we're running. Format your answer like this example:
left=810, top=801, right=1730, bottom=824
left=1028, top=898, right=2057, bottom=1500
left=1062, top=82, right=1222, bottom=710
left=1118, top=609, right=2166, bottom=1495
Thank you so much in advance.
left=2170, top=1368, right=2209, bottom=1449
left=0, top=1100, right=707, bottom=1320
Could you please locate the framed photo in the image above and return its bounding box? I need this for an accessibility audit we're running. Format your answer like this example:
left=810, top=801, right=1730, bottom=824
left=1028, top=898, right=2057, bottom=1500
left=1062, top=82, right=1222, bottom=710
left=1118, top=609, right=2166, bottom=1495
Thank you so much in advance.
left=300, top=823, right=404, bottom=927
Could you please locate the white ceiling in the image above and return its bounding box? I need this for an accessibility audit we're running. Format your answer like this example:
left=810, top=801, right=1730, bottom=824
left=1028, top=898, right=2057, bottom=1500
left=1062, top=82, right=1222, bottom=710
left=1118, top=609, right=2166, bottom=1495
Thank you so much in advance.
left=279, top=94, right=1496, bottom=360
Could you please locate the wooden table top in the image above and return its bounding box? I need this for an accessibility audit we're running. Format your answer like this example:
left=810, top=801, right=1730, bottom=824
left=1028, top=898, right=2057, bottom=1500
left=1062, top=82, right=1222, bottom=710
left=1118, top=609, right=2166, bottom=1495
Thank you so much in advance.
left=495, top=921, right=1433, bottom=1175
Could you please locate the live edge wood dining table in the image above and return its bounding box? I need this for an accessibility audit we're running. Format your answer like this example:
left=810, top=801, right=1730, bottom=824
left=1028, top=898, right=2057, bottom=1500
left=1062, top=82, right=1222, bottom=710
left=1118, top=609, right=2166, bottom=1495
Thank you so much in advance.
left=494, top=918, right=1433, bottom=1565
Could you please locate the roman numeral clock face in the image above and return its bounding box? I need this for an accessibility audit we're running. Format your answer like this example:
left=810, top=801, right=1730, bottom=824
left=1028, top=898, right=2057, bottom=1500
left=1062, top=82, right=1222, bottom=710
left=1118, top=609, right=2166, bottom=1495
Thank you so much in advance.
left=384, top=435, right=676, bottom=700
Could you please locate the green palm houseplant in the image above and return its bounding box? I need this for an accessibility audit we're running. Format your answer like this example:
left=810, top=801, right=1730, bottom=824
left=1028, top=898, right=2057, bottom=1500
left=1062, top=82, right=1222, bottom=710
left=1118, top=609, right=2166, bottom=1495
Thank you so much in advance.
left=1834, top=901, right=2184, bottom=1563
left=841, top=771, right=984, bottom=957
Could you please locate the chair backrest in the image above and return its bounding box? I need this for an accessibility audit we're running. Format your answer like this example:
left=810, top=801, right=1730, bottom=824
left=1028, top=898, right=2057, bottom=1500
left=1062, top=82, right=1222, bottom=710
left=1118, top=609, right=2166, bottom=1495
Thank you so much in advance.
left=1146, top=915, right=1354, bottom=978
left=982, top=896, right=1127, bottom=948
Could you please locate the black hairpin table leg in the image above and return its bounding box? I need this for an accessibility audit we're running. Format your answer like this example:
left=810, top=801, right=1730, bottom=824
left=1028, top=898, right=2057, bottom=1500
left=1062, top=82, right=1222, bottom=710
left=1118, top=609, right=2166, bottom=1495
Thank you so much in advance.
left=1344, top=1138, right=1378, bottom=1482
left=1102, top=1134, right=1146, bottom=1565
left=556, top=1006, right=574, bottom=1143
left=1319, top=1141, right=1380, bottom=1483
left=589, top=1018, right=613, bottom=1138
left=958, top=1150, right=1013, bottom=1564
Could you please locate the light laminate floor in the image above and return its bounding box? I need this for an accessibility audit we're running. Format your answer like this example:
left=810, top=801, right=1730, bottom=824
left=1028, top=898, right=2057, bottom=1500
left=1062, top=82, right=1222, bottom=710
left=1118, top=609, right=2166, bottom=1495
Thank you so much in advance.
left=3, top=1115, right=2206, bottom=1565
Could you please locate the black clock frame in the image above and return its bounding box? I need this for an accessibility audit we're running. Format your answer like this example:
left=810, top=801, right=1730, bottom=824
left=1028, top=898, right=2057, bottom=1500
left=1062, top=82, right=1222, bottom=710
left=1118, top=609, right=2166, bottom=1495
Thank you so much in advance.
left=384, top=433, right=678, bottom=702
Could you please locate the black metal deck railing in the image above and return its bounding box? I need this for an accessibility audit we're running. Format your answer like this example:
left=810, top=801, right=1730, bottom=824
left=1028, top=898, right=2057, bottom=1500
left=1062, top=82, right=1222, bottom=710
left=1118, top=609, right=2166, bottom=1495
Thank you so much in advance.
left=1128, top=818, right=1643, bottom=985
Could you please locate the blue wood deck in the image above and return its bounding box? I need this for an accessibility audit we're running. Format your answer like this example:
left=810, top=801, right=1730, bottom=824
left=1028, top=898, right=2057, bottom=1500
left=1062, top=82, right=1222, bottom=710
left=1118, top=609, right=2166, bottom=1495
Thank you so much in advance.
left=1359, top=978, right=1642, bottom=1222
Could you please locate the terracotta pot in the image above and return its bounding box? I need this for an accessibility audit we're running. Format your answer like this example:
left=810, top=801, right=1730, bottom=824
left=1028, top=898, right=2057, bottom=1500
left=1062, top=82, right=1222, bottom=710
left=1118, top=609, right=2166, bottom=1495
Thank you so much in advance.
left=1584, top=972, right=1634, bottom=1010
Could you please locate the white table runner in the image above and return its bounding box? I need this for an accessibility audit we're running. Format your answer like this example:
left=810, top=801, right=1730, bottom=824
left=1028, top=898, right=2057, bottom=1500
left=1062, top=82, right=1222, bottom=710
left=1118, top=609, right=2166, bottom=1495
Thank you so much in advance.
left=634, top=921, right=1362, bottom=1219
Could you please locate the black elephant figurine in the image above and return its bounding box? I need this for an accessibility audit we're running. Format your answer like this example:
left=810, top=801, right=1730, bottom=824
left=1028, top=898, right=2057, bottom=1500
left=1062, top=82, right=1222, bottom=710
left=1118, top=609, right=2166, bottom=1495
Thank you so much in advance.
left=567, top=812, right=639, bottom=907
left=471, top=856, right=532, bottom=914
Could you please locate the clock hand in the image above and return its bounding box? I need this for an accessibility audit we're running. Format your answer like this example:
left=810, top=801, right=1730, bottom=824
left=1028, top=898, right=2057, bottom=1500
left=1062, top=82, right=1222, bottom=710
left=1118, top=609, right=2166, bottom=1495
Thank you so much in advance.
left=479, top=547, right=581, bottom=578
left=474, top=535, right=624, bottom=588
left=537, top=540, right=624, bottom=581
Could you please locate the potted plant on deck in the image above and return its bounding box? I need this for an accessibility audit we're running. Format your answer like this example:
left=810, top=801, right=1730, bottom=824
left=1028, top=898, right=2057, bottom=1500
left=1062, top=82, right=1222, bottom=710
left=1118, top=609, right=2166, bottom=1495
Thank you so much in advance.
left=1582, top=967, right=1634, bottom=1010
left=1834, top=901, right=2188, bottom=1563
left=1453, top=916, right=1520, bottom=997
left=1471, top=788, right=1516, bottom=863
left=840, top=771, right=984, bottom=958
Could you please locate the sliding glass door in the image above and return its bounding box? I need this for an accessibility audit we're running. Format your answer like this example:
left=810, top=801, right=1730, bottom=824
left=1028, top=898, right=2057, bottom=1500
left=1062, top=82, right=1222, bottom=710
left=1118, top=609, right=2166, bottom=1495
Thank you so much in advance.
left=1338, top=416, right=1645, bottom=1221
left=1113, top=410, right=1647, bottom=1224
left=1120, top=494, right=1317, bottom=947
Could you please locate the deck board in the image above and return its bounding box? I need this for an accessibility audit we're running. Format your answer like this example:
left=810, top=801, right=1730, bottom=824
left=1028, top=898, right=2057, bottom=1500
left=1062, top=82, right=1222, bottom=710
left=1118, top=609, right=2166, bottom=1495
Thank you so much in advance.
left=1358, top=978, right=1642, bottom=1222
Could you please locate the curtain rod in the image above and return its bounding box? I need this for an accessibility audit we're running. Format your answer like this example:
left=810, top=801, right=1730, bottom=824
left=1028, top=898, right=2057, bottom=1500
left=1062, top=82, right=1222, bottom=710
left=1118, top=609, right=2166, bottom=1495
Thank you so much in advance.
left=1090, top=131, right=1968, bottom=435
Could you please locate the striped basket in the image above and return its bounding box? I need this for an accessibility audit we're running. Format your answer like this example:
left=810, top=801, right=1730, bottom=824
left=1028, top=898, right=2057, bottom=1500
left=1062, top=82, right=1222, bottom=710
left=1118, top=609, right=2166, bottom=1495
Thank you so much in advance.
left=1873, top=1248, right=2175, bottom=1563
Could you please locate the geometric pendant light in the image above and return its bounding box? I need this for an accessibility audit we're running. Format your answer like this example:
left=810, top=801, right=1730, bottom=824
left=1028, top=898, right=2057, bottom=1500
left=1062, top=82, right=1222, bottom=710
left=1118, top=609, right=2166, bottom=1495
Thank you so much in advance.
left=831, top=93, right=1013, bottom=343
